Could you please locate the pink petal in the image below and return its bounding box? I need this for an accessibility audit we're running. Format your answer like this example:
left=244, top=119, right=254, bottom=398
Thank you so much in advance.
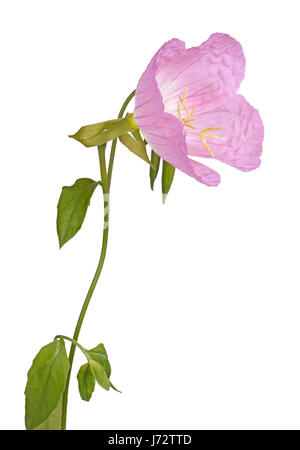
left=156, top=33, right=246, bottom=116
left=142, top=113, right=220, bottom=186
left=186, top=95, right=264, bottom=171
left=134, top=39, right=185, bottom=130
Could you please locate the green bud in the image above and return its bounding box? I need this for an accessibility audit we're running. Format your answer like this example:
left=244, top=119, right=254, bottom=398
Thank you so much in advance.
left=69, top=114, right=137, bottom=148
left=162, top=160, right=175, bottom=204
left=150, top=150, right=161, bottom=190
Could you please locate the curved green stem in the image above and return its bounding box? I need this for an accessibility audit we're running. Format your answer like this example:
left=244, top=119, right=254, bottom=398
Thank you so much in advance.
left=61, top=147, right=109, bottom=430
left=108, top=89, right=135, bottom=187
left=55, top=335, right=89, bottom=360
left=61, top=90, right=135, bottom=430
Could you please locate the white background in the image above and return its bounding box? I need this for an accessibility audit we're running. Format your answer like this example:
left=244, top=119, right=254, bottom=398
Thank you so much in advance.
left=1, top=0, right=299, bottom=430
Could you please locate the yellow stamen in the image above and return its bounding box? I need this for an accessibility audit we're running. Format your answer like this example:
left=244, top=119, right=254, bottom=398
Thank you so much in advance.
left=199, top=128, right=226, bottom=158
left=202, top=127, right=222, bottom=132
left=199, top=139, right=215, bottom=158
left=182, top=101, right=191, bottom=119
left=184, top=123, right=197, bottom=130
left=177, top=88, right=225, bottom=158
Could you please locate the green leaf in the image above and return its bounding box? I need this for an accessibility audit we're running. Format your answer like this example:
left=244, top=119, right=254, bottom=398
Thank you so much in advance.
left=76, top=342, right=120, bottom=396
left=150, top=150, right=161, bottom=190
left=89, top=359, right=110, bottom=391
left=34, top=396, right=63, bottom=430
left=87, top=343, right=121, bottom=393
left=57, top=178, right=99, bottom=248
left=162, top=160, right=176, bottom=203
left=87, top=343, right=111, bottom=378
left=69, top=117, right=135, bottom=147
left=25, top=339, right=70, bottom=430
left=119, top=133, right=151, bottom=165
left=77, top=363, right=95, bottom=402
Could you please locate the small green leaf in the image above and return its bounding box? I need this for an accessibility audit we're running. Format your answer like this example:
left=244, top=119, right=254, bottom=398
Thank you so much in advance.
left=89, top=359, right=110, bottom=391
left=162, top=160, right=176, bottom=203
left=69, top=117, right=135, bottom=147
left=25, top=339, right=70, bottom=430
left=150, top=150, right=161, bottom=190
left=57, top=178, right=99, bottom=247
left=87, top=343, right=111, bottom=378
left=77, top=363, right=95, bottom=402
left=87, top=343, right=121, bottom=393
left=119, top=133, right=151, bottom=165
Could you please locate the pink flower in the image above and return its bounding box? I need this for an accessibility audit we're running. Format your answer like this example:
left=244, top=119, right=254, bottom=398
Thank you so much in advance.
left=134, top=34, right=264, bottom=186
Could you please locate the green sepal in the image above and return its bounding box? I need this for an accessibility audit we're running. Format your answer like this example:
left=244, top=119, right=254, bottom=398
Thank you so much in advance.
left=119, top=132, right=151, bottom=165
left=162, top=160, right=176, bottom=203
left=25, top=339, right=70, bottom=430
left=77, top=363, right=95, bottom=402
left=57, top=178, right=99, bottom=248
left=150, top=150, right=161, bottom=190
left=69, top=114, right=136, bottom=148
